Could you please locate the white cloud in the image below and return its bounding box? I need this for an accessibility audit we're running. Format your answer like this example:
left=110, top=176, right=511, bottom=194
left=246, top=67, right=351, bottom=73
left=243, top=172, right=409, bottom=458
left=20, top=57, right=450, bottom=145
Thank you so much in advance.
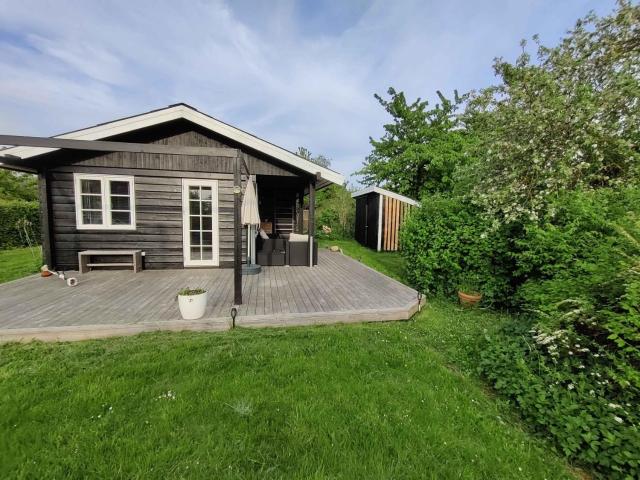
left=0, top=0, right=616, bottom=179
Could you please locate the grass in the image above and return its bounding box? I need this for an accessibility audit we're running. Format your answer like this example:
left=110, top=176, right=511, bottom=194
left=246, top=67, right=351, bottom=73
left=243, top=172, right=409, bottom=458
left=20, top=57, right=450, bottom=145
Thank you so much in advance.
left=0, top=246, right=41, bottom=283
left=0, top=239, right=576, bottom=479
left=318, top=238, right=405, bottom=282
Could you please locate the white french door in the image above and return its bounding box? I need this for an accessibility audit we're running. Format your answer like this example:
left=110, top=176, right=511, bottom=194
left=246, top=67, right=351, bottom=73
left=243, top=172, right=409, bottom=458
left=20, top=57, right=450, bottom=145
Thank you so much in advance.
left=182, top=179, right=219, bottom=267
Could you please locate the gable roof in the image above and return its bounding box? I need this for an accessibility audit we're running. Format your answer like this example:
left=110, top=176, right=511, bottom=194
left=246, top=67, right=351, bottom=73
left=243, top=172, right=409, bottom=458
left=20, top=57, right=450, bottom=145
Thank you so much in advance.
left=0, top=103, right=344, bottom=185
left=351, top=186, right=419, bottom=206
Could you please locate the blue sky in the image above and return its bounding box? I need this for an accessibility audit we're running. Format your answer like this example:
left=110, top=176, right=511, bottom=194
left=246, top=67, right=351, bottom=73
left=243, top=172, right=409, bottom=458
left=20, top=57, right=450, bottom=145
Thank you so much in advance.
left=0, top=0, right=617, bottom=181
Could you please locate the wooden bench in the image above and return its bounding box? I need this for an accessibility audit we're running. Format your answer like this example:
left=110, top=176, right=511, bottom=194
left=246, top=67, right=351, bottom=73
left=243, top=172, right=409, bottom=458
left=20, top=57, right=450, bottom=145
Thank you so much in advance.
left=78, top=250, right=143, bottom=274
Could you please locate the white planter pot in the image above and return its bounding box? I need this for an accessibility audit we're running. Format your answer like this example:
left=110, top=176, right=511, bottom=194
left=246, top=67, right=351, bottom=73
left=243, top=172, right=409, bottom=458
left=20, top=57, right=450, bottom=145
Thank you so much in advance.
left=178, top=292, right=207, bottom=320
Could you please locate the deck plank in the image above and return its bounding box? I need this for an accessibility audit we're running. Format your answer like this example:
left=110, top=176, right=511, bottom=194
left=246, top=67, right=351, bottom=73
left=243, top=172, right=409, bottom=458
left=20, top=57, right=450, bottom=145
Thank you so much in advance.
left=0, top=250, right=421, bottom=342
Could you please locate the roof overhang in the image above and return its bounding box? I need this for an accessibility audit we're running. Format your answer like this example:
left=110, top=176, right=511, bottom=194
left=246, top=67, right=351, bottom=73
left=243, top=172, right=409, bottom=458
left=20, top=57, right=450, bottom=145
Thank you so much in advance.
left=351, top=186, right=419, bottom=206
left=0, top=103, right=345, bottom=185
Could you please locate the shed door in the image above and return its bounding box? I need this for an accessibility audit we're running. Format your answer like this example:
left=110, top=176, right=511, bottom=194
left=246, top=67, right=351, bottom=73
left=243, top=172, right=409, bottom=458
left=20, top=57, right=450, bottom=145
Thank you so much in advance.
left=182, top=179, right=219, bottom=267
left=355, top=196, right=368, bottom=246
left=365, top=193, right=379, bottom=250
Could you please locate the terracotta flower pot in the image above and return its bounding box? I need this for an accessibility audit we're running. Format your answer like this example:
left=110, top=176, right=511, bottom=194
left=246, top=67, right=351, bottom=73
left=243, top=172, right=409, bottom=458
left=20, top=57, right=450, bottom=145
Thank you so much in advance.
left=458, top=291, right=482, bottom=307
left=41, top=270, right=52, bottom=277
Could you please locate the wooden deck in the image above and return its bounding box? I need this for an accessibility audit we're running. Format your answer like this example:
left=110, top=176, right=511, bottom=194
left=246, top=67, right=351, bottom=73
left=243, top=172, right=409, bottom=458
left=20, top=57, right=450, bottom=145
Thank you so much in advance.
left=0, top=250, right=421, bottom=342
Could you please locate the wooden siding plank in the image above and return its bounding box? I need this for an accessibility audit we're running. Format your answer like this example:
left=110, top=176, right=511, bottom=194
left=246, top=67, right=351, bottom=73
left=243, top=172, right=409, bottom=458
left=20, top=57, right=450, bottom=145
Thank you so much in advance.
left=388, top=196, right=393, bottom=252
left=392, top=198, right=399, bottom=251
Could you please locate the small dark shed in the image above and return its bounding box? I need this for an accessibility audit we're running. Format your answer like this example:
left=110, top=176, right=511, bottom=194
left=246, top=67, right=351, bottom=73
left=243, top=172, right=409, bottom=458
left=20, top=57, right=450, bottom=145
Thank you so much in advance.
left=352, top=186, right=418, bottom=252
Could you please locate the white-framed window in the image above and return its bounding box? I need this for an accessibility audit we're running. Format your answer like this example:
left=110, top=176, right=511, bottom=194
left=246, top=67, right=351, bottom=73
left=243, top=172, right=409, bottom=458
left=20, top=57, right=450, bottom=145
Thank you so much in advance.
left=73, top=173, right=136, bottom=230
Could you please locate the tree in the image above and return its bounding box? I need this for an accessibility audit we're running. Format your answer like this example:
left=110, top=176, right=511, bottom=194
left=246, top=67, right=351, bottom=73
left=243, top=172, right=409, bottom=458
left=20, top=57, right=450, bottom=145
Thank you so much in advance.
left=315, top=183, right=355, bottom=238
left=358, top=88, right=473, bottom=200
left=296, top=146, right=331, bottom=168
left=0, top=170, right=38, bottom=202
left=464, top=0, right=640, bottom=223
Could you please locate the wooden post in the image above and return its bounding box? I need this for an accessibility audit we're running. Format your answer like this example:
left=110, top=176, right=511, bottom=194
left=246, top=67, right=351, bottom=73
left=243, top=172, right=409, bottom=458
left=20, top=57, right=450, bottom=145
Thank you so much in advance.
left=308, top=178, right=316, bottom=267
left=234, top=154, right=242, bottom=305
left=296, top=190, right=304, bottom=233
left=38, top=168, right=54, bottom=269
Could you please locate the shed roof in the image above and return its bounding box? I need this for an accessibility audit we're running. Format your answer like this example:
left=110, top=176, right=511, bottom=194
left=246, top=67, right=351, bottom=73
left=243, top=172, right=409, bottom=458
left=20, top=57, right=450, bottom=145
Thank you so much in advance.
left=351, top=186, right=419, bottom=206
left=0, top=103, right=344, bottom=185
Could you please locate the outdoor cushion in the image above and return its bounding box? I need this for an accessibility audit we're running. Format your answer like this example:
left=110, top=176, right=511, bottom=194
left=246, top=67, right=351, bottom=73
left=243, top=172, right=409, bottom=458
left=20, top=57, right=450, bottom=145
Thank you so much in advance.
left=289, top=233, right=309, bottom=242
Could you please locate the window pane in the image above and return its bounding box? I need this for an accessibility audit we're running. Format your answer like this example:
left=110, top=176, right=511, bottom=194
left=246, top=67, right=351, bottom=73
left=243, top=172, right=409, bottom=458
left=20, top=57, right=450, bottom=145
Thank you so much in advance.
left=202, top=216, right=212, bottom=230
left=202, top=232, right=212, bottom=246
left=111, top=196, right=130, bottom=210
left=82, top=210, right=102, bottom=225
left=81, top=195, right=102, bottom=210
left=189, top=187, right=200, bottom=200
left=190, top=246, right=201, bottom=260
left=201, top=187, right=212, bottom=200
left=81, top=179, right=101, bottom=194
left=202, top=246, right=212, bottom=260
left=202, top=201, right=212, bottom=215
left=111, top=211, right=131, bottom=225
left=110, top=181, right=130, bottom=195
left=190, top=201, right=200, bottom=215
left=190, top=231, right=200, bottom=246
left=190, top=216, right=200, bottom=230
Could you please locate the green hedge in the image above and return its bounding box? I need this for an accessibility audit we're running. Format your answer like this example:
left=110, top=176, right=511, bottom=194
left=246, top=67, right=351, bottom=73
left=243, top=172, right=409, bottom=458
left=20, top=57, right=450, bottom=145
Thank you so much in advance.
left=399, top=188, right=640, bottom=477
left=399, top=196, right=514, bottom=305
left=0, top=200, right=40, bottom=249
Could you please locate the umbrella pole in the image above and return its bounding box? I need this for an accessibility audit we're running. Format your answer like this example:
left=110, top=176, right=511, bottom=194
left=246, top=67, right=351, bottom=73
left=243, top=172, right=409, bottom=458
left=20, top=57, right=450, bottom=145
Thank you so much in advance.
left=247, top=225, right=252, bottom=265
left=242, top=224, right=262, bottom=275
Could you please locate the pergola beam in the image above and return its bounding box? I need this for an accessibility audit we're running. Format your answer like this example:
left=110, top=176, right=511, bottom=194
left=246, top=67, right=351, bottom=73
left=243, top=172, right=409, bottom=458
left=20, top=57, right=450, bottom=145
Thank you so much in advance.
left=0, top=135, right=238, bottom=158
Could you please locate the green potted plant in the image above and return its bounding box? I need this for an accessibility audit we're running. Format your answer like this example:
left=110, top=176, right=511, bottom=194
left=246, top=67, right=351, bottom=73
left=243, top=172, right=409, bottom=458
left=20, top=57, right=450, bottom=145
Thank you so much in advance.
left=457, top=273, right=482, bottom=307
left=177, top=287, right=207, bottom=320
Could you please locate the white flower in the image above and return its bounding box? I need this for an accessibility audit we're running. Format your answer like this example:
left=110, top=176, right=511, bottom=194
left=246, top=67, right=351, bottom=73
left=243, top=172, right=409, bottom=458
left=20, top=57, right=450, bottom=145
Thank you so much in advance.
left=608, top=403, right=621, bottom=409
left=613, top=416, right=623, bottom=424
left=567, top=384, right=575, bottom=390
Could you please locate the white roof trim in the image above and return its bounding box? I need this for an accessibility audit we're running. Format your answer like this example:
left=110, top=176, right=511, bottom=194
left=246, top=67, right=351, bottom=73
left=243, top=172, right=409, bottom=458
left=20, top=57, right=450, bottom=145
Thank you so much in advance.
left=351, top=186, right=419, bottom=206
left=2, top=104, right=345, bottom=185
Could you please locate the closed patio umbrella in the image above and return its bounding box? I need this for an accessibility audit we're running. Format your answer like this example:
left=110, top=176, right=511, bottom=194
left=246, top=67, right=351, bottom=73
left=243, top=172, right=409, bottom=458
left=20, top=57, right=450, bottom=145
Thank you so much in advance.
left=241, top=178, right=262, bottom=275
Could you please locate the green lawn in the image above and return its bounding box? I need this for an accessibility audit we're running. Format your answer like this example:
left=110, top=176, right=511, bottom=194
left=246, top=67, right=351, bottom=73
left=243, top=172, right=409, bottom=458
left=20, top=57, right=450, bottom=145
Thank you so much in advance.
left=319, top=238, right=406, bottom=283
left=0, top=246, right=41, bottom=283
left=0, top=240, right=576, bottom=479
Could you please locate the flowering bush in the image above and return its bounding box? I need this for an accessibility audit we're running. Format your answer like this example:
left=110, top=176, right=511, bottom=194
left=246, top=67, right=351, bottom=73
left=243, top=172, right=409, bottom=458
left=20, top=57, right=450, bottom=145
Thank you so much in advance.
left=479, top=188, right=640, bottom=478
left=375, top=4, right=640, bottom=476
left=480, top=320, right=639, bottom=478
left=464, top=2, right=640, bottom=224
left=515, top=188, right=640, bottom=387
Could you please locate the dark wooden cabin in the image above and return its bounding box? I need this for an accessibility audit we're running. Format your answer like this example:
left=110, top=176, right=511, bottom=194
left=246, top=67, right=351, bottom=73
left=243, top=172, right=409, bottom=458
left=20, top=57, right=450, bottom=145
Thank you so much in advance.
left=352, top=187, right=418, bottom=252
left=0, top=104, right=344, bottom=270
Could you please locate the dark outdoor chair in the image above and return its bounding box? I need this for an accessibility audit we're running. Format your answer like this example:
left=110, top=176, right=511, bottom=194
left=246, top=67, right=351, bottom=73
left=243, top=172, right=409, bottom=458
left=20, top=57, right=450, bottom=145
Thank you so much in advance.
left=287, top=238, right=318, bottom=266
left=257, top=238, right=286, bottom=266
